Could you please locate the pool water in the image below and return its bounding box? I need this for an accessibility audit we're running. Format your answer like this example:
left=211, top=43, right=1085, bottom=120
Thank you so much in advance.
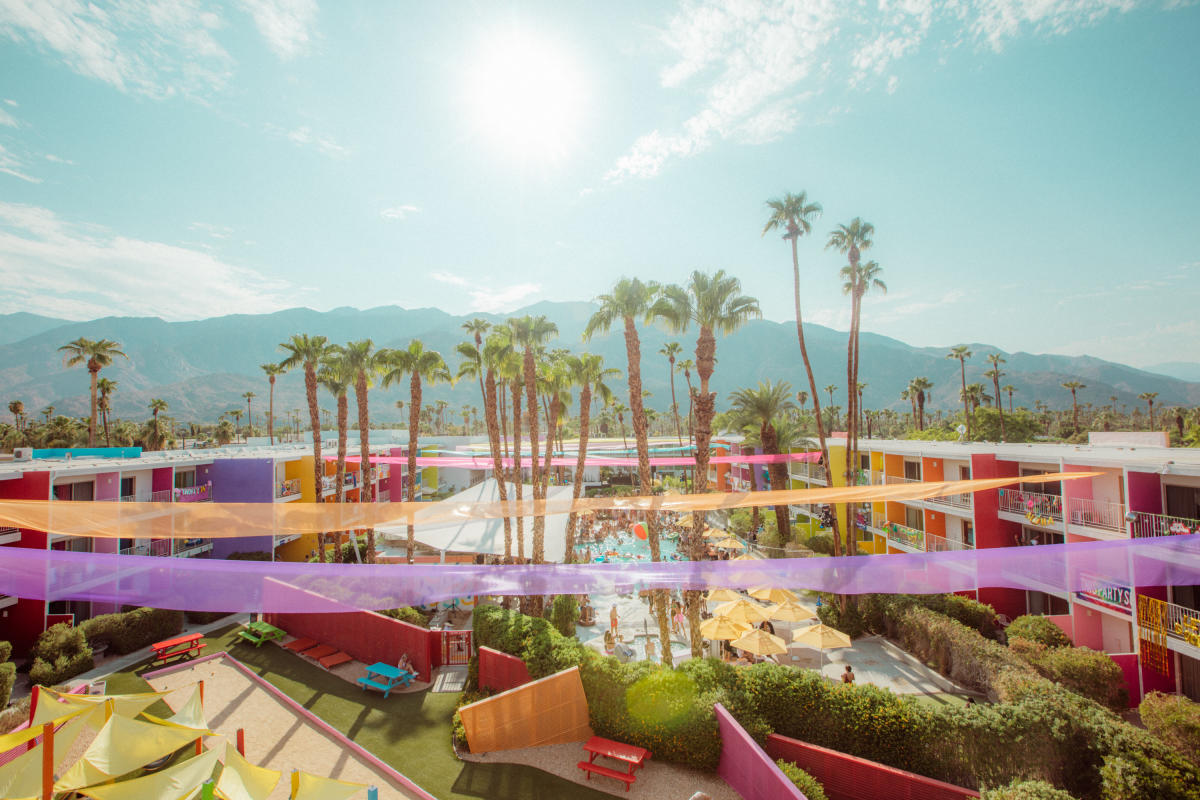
left=574, top=529, right=685, bottom=563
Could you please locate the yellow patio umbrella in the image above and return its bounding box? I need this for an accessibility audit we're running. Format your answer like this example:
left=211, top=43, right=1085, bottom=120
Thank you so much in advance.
left=703, top=527, right=727, bottom=539
left=748, top=586, right=799, bottom=604
left=714, top=598, right=771, bottom=625
left=732, top=553, right=759, bottom=561
left=705, top=588, right=743, bottom=603
left=730, top=628, right=788, bottom=658
left=714, top=537, right=746, bottom=550
left=765, top=599, right=819, bottom=622
left=677, top=512, right=694, bottom=525
left=792, top=623, right=852, bottom=671
left=699, top=615, right=752, bottom=640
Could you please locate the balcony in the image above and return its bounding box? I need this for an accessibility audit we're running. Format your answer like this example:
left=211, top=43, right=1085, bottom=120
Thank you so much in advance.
left=1065, top=497, right=1125, bottom=535
left=789, top=464, right=827, bottom=485
left=119, top=538, right=213, bottom=558
left=924, top=532, right=974, bottom=553
left=276, top=478, right=302, bottom=500
left=1130, top=511, right=1200, bottom=539
left=998, top=489, right=1062, bottom=523
left=885, top=521, right=925, bottom=552
left=0, top=526, right=20, bottom=545
left=174, top=482, right=212, bottom=503
left=927, top=491, right=972, bottom=511
left=119, top=489, right=175, bottom=503
left=321, top=473, right=360, bottom=493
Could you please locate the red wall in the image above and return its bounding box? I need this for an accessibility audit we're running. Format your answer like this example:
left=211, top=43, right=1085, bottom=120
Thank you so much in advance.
left=766, top=735, right=980, bottom=800
left=477, top=646, right=532, bottom=693
left=971, top=454, right=1025, bottom=620
left=1, top=471, right=51, bottom=654
left=265, top=608, right=437, bottom=682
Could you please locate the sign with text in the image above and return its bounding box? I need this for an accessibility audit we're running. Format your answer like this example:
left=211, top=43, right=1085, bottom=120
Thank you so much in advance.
left=1075, top=573, right=1132, bottom=615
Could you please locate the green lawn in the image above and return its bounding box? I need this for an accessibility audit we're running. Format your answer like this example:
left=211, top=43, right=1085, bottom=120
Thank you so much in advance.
left=112, top=623, right=611, bottom=800
left=909, top=692, right=976, bottom=708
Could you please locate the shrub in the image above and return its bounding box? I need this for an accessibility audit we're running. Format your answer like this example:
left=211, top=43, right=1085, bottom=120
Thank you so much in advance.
left=982, top=779, right=1080, bottom=799
left=775, top=759, right=829, bottom=800
left=894, top=606, right=1031, bottom=698
left=30, top=624, right=93, bottom=686
left=815, top=594, right=869, bottom=639
left=805, top=532, right=834, bottom=555
left=1140, top=692, right=1200, bottom=765
left=924, top=594, right=998, bottom=638
left=81, top=607, right=183, bottom=655
left=550, top=595, right=578, bottom=638
left=0, top=662, right=14, bottom=709
left=0, top=640, right=11, bottom=663
left=1008, top=639, right=1128, bottom=711
left=379, top=607, right=432, bottom=628
left=1006, top=615, right=1071, bottom=647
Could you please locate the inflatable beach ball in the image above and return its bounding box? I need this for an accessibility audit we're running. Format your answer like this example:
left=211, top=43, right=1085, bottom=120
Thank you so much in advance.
left=633, top=522, right=648, bottom=540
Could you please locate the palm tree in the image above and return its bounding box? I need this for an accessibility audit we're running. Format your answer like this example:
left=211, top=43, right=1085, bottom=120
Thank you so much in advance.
left=96, top=379, right=116, bottom=446
left=911, top=377, right=933, bottom=430
left=655, top=269, right=761, bottom=657
left=585, top=276, right=675, bottom=665
left=763, top=190, right=845, bottom=557
left=1063, top=381, right=1086, bottom=432
left=7, top=400, right=24, bottom=431
left=342, top=339, right=389, bottom=563
left=984, top=353, right=1007, bottom=441
left=1139, top=392, right=1159, bottom=429
left=824, top=385, right=837, bottom=418
left=509, top=315, right=559, bottom=574
left=947, top=345, right=973, bottom=436
left=229, top=409, right=244, bottom=441
left=279, top=334, right=332, bottom=562
left=612, top=401, right=629, bottom=449
left=242, top=391, right=256, bottom=435
left=565, top=354, right=620, bottom=560
left=317, top=353, right=354, bottom=563
left=58, top=337, right=128, bottom=446
left=795, top=390, right=808, bottom=416
left=962, top=383, right=986, bottom=414
left=260, top=364, right=286, bottom=444
left=41, top=405, right=54, bottom=424
left=901, top=387, right=915, bottom=427
left=382, top=340, right=451, bottom=563
left=1002, top=384, right=1017, bottom=414
left=459, top=334, right=515, bottom=562
left=147, top=398, right=168, bottom=450
left=728, top=380, right=796, bottom=539
left=659, top=341, right=684, bottom=446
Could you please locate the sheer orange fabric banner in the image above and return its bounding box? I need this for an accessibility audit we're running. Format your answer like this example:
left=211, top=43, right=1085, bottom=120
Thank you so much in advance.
left=0, top=472, right=1096, bottom=540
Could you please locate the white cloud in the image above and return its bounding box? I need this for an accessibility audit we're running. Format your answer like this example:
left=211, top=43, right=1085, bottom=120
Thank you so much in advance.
left=0, top=202, right=303, bottom=320
left=0, top=0, right=234, bottom=98
left=607, top=0, right=1157, bottom=181
left=431, top=271, right=470, bottom=288
left=0, top=143, right=40, bottom=183
left=380, top=205, right=421, bottom=221
left=0, top=106, right=16, bottom=127
left=431, top=272, right=541, bottom=312
left=3, top=99, right=16, bottom=106
left=237, top=0, right=318, bottom=60
left=286, top=126, right=348, bottom=157
left=44, top=153, right=74, bottom=164
left=188, top=221, right=233, bottom=239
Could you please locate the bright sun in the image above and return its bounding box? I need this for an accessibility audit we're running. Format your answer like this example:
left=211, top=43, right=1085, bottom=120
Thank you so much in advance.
left=463, top=29, right=585, bottom=163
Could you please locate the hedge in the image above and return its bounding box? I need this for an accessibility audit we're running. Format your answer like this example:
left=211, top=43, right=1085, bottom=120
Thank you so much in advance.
left=80, top=607, right=183, bottom=655
left=379, top=607, right=432, bottom=628
left=817, top=593, right=1000, bottom=642
left=982, top=779, right=1080, bottom=799
left=1140, top=692, right=1200, bottom=766
left=893, top=605, right=1031, bottom=698
left=0, top=662, right=14, bottom=710
left=0, top=640, right=11, bottom=663
left=805, top=532, right=835, bottom=555
left=550, top=595, right=577, bottom=638
left=1006, top=615, right=1071, bottom=647
left=775, top=758, right=829, bottom=800
left=30, top=623, right=93, bottom=686
left=1008, top=638, right=1128, bottom=711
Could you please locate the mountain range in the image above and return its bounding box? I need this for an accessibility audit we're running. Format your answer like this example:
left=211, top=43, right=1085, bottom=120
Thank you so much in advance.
left=2, top=304, right=1197, bottom=425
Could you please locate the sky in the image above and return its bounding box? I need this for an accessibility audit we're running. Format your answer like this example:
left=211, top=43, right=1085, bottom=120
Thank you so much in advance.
left=0, top=0, right=1197, bottom=368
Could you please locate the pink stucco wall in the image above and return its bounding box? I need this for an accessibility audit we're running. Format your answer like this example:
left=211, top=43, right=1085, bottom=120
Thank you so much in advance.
left=1127, top=471, right=1163, bottom=514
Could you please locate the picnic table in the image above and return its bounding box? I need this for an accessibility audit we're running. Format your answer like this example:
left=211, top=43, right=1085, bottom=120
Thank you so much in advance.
left=237, top=620, right=286, bottom=647
left=151, top=632, right=206, bottom=664
left=356, top=662, right=414, bottom=699
left=577, top=735, right=651, bottom=791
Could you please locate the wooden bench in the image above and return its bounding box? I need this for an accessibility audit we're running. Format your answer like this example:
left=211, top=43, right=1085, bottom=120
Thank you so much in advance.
left=151, top=633, right=207, bottom=665
left=577, top=761, right=636, bottom=791
left=319, top=651, right=352, bottom=669
left=300, top=644, right=337, bottom=660
left=236, top=630, right=265, bottom=646
left=357, top=676, right=391, bottom=694
left=283, top=637, right=316, bottom=652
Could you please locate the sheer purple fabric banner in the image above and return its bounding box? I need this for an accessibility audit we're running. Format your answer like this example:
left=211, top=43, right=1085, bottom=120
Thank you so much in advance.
left=1, top=536, right=1197, bottom=612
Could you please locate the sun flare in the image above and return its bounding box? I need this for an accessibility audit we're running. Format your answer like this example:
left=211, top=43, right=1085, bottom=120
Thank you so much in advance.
left=463, top=29, right=585, bottom=163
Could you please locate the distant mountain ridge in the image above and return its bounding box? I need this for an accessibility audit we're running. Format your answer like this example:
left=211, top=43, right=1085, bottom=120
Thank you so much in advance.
left=1, top=305, right=1197, bottom=424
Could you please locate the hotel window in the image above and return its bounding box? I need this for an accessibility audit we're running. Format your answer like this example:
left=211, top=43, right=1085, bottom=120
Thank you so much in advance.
left=903, top=461, right=922, bottom=481
left=54, top=482, right=94, bottom=501
left=120, top=477, right=135, bottom=497
left=175, top=470, right=196, bottom=489
left=1021, top=468, right=1060, bottom=496
left=963, top=521, right=975, bottom=547
left=1166, top=485, right=1200, bottom=521
left=1026, top=590, right=1069, bottom=616
left=905, top=507, right=924, bottom=531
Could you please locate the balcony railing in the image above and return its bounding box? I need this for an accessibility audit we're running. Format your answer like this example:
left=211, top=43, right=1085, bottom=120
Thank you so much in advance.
left=277, top=478, right=302, bottom=499
left=1065, top=497, right=1124, bottom=533
left=1164, top=600, right=1200, bottom=649
left=927, top=491, right=972, bottom=510
left=924, top=532, right=974, bottom=552
left=174, top=483, right=212, bottom=503
left=998, top=489, right=1062, bottom=521
left=321, top=473, right=360, bottom=491
left=119, top=489, right=175, bottom=503
left=790, top=465, right=827, bottom=484
left=879, top=519, right=925, bottom=551
left=884, top=474, right=920, bottom=486
left=1130, top=510, right=1200, bottom=539
left=119, top=538, right=212, bottom=558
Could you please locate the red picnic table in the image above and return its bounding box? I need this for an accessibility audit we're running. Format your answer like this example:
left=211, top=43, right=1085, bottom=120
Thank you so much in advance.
left=577, top=735, right=651, bottom=791
left=151, top=632, right=206, bottom=664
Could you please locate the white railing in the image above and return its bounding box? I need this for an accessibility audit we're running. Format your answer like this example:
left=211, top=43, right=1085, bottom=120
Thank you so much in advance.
left=120, top=539, right=173, bottom=557
left=1130, top=511, right=1200, bottom=539
left=120, top=538, right=212, bottom=557
left=377, top=489, right=390, bottom=502
left=277, top=478, right=302, bottom=499
left=928, top=491, right=972, bottom=510
left=118, top=489, right=174, bottom=503
left=1066, top=497, right=1124, bottom=533
left=999, top=489, right=1063, bottom=521
left=1166, top=600, right=1200, bottom=648
left=884, top=474, right=920, bottom=486
left=924, top=532, right=974, bottom=552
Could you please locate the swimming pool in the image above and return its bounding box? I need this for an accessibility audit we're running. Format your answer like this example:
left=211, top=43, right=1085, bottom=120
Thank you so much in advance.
left=573, top=529, right=685, bottom=563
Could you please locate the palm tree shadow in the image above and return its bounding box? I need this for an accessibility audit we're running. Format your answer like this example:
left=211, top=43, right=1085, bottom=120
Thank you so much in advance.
left=451, top=761, right=608, bottom=800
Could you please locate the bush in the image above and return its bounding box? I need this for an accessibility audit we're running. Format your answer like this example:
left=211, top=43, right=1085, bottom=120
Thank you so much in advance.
left=227, top=551, right=271, bottom=561
left=805, top=532, right=834, bottom=555
left=0, top=640, right=11, bottom=663
left=379, top=607, right=432, bottom=628
left=982, top=779, right=1080, bottom=799
left=0, top=662, right=14, bottom=709
left=1006, top=615, right=1071, bottom=647
left=775, top=759, right=829, bottom=800
left=1140, top=692, right=1200, bottom=765
left=894, top=606, right=1031, bottom=698
left=1008, top=638, right=1128, bottom=711
left=550, top=595, right=578, bottom=638
left=81, top=607, right=183, bottom=655
left=924, top=594, right=998, bottom=638
left=30, top=624, right=93, bottom=686
left=815, top=594, right=869, bottom=639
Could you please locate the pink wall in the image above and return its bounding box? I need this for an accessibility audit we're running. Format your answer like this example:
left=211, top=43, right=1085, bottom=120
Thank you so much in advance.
left=1127, top=471, right=1162, bottom=515
left=1047, top=614, right=1074, bottom=642
left=765, top=734, right=979, bottom=800
left=715, top=704, right=806, bottom=800
left=152, top=467, right=174, bottom=493
left=1072, top=603, right=1105, bottom=650
left=478, top=646, right=532, bottom=693
left=93, top=472, right=118, bottom=501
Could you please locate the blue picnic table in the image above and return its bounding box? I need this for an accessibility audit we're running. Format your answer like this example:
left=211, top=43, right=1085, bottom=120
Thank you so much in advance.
left=357, top=661, right=415, bottom=698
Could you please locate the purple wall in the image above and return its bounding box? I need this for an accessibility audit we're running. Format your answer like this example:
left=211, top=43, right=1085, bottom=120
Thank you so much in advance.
left=715, top=703, right=806, bottom=800
left=1127, top=471, right=1163, bottom=515
left=208, top=458, right=274, bottom=557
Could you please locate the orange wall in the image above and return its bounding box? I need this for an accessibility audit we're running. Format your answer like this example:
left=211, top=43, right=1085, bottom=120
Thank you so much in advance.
left=924, top=509, right=946, bottom=537
left=922, top=457, right=944, bottom=482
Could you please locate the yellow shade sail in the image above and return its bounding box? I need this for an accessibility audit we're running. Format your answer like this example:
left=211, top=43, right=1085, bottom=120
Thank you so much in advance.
left=35, top=688, right=169, bottom=729
left=0, top=711, right=90, bottom=800
left=211, top=743, right=281, bottom=800
left=765, top=600, right=819, bottom=622
left=730, top=628, right=788, bottom=657
left=79, top=748, right=220, bottom=800
left=714, top=598, right=771, bottom=625
left=142, top=686, right=208, bottom=732
left=748, top=586, right=799, bottom=604
left=56, top=713, right=205, bottom=791
left=291, top=770, right=367, bottom=800
left=699, top=616, right=753, bottom=641
left=792, top=623, right=852, bottom=651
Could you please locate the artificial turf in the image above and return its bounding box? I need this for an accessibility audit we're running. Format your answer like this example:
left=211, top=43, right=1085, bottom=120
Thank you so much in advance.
left=112, top=623, right=613, bottom=800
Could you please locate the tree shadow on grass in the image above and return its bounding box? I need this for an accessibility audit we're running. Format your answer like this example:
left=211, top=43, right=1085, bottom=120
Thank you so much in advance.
left=452, top=761, right=612, bottom=800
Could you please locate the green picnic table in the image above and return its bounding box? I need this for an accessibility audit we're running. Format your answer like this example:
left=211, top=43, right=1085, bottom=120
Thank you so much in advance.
left=237, top=620, right=286, bottom=647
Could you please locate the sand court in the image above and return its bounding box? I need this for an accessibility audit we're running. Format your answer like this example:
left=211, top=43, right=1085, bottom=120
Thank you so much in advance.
left=148, top=657, right=433, bottom=800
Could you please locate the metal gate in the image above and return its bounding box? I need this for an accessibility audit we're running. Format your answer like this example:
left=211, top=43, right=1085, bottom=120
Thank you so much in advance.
left=441, top=630, right=472, bottom=666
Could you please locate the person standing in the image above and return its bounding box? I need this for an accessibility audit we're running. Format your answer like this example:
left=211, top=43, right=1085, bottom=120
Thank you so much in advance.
left=610, top=603, right=619, bottom=636
left=841, top=665, right=855, bottom=684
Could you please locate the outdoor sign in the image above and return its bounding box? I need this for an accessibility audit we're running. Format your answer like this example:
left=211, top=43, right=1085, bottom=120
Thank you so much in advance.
left=1074, top=572, right=1132, bottom=615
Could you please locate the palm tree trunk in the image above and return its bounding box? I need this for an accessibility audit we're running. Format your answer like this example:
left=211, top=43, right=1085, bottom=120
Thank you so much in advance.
left=762, top=422, right=791, bottom=541
left=304, top=363, right=326, bottom=563
left=511, top=382, right=524, bottom=562
left=565, top=384, right=592, bottom=563
left=88, top=366, right=99, bottom=447
left=992, top=374, right=1005, bottom=441
left=959, top=360, right=969, bottom=437
left=623, top=316, right=672, bottom=668
left=844, top=291, right=858, bottom=557
left=355, top=372, right=375, bottom=563
left=668, top=360, right=682, bottom=447
left=102, top=404, right=110, bottom=447
left=406, top=372, right=421, bottom=564
left=268, top=376, right=276, bottom=445
left=333, top=393, right=348, bottom=563
left=789, top=235, right=843, bottom=559
left=524, top=348, right=544, bottom=580
left=483, top=369, right=513, bottom=561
